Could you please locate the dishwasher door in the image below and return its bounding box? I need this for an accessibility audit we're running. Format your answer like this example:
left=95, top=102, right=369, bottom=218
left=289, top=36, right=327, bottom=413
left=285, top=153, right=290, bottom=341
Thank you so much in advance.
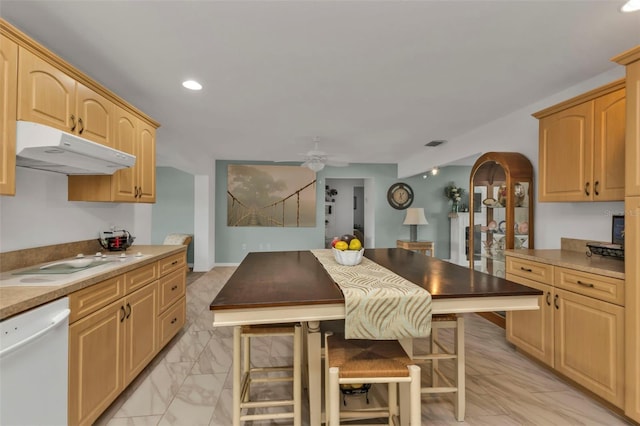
left=0, top=297, right=70, bottom=426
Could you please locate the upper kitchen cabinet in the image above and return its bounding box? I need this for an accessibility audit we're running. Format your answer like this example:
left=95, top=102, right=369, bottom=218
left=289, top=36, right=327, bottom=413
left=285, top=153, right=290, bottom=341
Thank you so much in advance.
left=17, top=48, right=114, bottom=147
left=0, top=34, right=17, bottom=196
left=68, top=106, right=156, bottom=203
left=1, top=18, right=159, bottom=202
left=614, top=47, right=640, bottom=197
left=534, top=80, right=625, bottom=202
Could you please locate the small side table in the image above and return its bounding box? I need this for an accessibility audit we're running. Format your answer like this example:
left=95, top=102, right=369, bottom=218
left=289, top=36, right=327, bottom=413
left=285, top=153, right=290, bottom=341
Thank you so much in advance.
left=397, top=240, right=435, bottom=257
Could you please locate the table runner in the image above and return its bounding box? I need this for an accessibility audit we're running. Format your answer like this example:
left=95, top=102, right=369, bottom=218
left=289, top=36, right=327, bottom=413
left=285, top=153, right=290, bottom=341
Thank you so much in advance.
left=311, top=249, right=432, bottom=340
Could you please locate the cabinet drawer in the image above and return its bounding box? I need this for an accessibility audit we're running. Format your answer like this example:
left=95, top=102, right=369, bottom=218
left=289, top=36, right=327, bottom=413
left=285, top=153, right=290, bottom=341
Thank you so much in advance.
left=69, top=275, right=125, bottom=323
left=506, top=256, right=553, bottom=284
left=555, top=267, right=624, bottom=306
left=158, top=296, right=185, bottom=348
left=158, top=268, right=186, bottom=313
left=158, top=252, right=186, bottom=276
left=124, top=262, right=158, bottom=293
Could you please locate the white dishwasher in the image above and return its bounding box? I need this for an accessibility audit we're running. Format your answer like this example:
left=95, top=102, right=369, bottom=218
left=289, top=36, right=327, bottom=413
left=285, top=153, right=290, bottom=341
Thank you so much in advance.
left=0, top=297, right=70, bottom=426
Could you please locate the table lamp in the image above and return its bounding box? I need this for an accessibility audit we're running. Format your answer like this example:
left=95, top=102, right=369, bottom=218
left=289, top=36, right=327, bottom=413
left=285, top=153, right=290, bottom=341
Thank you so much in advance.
left=403, top=207, right=428, bottom=242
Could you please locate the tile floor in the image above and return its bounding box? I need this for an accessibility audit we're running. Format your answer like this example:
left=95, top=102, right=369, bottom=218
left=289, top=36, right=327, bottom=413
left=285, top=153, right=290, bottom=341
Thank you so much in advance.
left=96, top=267, right=634, bottom=425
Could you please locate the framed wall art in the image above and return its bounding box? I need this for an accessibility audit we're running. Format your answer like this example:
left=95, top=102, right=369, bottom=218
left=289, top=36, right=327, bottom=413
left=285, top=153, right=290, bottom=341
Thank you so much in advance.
left=227, top=164, right=317, bottom=227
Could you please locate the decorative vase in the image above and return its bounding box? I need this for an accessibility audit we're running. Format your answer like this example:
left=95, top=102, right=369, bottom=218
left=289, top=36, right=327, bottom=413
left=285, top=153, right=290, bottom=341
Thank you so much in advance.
left=451, top=201, right=459, bottom=213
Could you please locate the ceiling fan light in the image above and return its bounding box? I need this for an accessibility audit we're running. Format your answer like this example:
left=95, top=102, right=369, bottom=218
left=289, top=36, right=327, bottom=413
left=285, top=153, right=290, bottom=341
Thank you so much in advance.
left=306, top=160, right=325, bottom=172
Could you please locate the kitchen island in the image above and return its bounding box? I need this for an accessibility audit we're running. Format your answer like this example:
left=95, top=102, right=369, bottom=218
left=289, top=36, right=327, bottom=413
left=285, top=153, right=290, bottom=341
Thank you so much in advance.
left=211, top=248, right=542, bottom=426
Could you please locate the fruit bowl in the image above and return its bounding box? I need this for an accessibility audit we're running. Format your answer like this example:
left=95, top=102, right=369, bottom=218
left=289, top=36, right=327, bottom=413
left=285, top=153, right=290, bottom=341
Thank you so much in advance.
left=332, top=248, right=364, bottom=266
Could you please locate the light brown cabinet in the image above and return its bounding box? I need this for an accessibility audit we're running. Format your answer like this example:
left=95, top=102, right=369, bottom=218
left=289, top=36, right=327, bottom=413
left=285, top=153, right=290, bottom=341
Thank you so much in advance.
left=68, top=253, right=185, bottom=426
left=1, top=18, right=159, bottom=201
left=17, top=47, right=114, bottom=147
left=613, top=44, right=640, bottom=423
left=506, top=255, right=625, bottom=408
left=0, top=34, right=17, bottom=196
left=67, top=106, right=156, bottom=202
left=534, top=80, right=625, bottom=202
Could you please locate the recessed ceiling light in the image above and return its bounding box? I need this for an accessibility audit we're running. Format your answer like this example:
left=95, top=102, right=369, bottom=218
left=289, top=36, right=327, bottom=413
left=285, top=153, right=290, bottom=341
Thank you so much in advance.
left=621, top=0, right=640, bottom=12
left=182, top=80, right=202, bottom=90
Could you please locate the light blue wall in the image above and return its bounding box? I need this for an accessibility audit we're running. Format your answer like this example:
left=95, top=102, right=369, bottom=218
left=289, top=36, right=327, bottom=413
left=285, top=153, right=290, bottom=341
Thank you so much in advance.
left=152, top=167, right=195, bottom=264
left=214, top=160, right=471, bottom=263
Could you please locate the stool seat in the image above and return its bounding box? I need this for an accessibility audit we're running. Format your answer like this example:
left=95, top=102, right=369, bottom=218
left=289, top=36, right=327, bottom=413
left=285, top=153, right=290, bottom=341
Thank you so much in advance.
left=325, top=333, right=422, bottom=426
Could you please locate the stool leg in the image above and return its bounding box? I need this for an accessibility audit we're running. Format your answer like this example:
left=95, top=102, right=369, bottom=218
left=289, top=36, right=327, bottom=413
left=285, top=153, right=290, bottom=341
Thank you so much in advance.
left=431, top=326, right=439, bottom=387
left=233, top=326, right=241, bottom=426
left=242, top=333, right=250, bottom=403
left=409, top=365, right=421, bottom=426
left=329, top=367, right=340, bottom=426
left=294, top=324, right=302, bottom=426
left=455, top=316, right=465, bottom=421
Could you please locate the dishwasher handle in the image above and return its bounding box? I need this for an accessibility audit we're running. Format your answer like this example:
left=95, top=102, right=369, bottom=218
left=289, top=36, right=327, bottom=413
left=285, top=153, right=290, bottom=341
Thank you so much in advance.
left=0, top=309, right=70, bottom=358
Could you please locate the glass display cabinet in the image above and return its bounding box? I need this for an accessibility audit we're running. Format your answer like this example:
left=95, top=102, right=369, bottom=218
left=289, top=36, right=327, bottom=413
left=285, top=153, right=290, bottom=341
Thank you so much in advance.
left=468, top=152, right=534, bottom=325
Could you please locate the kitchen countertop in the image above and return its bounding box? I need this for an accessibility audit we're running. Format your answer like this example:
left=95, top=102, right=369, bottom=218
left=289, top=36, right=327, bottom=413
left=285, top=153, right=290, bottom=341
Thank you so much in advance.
left=504, top=248, right=625, bottom=280
left=0, top=245, right=186, bottom=321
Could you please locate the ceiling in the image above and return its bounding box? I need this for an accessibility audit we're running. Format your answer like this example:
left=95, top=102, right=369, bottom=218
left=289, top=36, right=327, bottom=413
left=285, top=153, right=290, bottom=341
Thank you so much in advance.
left=2, top=1, right=639, bottom=175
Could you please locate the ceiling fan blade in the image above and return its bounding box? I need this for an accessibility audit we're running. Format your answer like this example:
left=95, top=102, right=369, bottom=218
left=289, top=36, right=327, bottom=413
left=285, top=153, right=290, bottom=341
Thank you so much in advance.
left=325, top=160, right=349, bottom=167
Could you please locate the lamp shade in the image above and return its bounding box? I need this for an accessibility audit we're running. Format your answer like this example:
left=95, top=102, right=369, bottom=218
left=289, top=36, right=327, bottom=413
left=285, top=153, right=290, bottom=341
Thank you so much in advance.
left=403, top=208, right=428, bottom=225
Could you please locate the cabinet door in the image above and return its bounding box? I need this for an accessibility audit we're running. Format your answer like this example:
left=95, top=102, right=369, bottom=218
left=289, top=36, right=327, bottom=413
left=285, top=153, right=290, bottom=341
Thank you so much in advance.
left=123, top=283, right=158, bottom=384
left=626, top=196, right=640, bottom=420
left=626, top=60, right=640, bottom=196
left=137, top=120, right=156, bottom=203
left=554, top=288, right=624, bottom=407
left=68, top=300, right=125, bottom=426
left=506, top=273, right=554, bottom=366
left=17, top=47, right=75, bottom=132
left=113, top=107, right=138, bottom=201
left=538, top=102, right=594, bottom=201
left=593, top=88, right=625, bottom=201
left=0, top=35, right=17, bottom=196
left=76, top=82, right=114, bottom=147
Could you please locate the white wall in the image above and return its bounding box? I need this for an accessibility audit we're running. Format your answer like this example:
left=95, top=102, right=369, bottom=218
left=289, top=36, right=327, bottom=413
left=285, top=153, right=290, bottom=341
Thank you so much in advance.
left=0, top=168, right=149, bottom=252
left=398, top=67, right=626, bottom=249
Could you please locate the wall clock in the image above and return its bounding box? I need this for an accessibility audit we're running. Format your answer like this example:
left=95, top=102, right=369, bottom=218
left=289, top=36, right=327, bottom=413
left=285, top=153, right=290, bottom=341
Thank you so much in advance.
left=387, top=183, right=414, bottom=210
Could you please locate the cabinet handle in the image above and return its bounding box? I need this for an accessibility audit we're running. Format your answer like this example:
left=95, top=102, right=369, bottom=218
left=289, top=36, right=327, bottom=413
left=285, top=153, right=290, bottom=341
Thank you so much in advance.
left=546, top=292, right=551, bottom=306
left=594, top=181, right=599, bottom=196
left=554, top=294, right=559, bottom=310
left=584, top=182, right=590, bottom=196
left=171, top=285, right=178, bottom=291
left=120, top=305, right=126, bottom=322
left=520, top=266, right=533, bottom=272
left=78, top=117, right=84, bottom=134
left=125, top=303, right=132, bottom=319
left=170, top=318, right=177, bottom=324
left=577, top=280, right=594, bottom=288
left=70, top=115, right=76, bottom=132
left=171, top=260, right=178, bottom=266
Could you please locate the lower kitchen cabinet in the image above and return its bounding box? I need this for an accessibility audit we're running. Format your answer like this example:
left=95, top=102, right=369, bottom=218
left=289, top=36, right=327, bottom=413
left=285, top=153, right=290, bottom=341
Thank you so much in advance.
left=506, top=255, right=625, bottom=408
left=68, top=252, right=186, bottom=426
left=68, top=298, right=124, bottom=426
left=554, top=288, right=624, bottom=407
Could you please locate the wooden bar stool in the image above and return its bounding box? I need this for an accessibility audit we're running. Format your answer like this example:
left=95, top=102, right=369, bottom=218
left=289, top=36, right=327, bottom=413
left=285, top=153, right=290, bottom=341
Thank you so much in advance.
left=232, top=323, right=302, bottom=426
left=324, top=332, right=421, bottom=426
left=408, top=313, right=465, bottom=421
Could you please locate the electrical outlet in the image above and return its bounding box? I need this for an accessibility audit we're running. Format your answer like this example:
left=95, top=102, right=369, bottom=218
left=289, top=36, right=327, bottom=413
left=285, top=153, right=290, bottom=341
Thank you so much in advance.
left=266, top=243, right=271, bottom=250
left=259, top=243, right=264, bottom=250
left=241, top=243, right=247, bottom=251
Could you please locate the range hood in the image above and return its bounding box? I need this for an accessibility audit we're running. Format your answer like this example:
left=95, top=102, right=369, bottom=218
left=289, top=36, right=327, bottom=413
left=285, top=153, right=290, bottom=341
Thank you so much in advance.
left=15, top=121, right=136, bottom=175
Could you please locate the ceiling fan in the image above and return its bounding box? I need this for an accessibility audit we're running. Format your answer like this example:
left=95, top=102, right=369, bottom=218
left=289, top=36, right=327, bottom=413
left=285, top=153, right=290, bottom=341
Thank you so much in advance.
left=299, top=137, right=349, bottom=172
